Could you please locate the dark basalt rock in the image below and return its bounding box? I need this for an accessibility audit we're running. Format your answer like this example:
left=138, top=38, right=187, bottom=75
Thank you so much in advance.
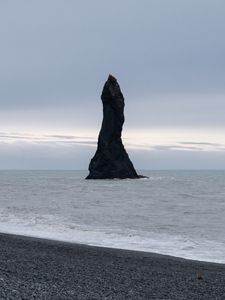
left=86, top=75, right=144, bottom=179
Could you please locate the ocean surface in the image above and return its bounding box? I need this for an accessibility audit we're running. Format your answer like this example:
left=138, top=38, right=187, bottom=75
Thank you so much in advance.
left=0, top=170, right=224, bottom=263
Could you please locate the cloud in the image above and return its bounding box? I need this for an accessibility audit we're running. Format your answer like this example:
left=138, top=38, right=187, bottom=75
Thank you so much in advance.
left=151, top=145, right=204, bottom=151
left=0, top=1, right=225, bottom=169
left=0, top=132, right=97, bottom=145
left=151, top=142, right=225, bottom=152
left=0, top=1, right=225, bottom=115
left=1, top=132, right=225, bottom=154
left=179, top=141, right=222, bottom=147
left=0, top=131, right=225, bottom=169
left=177, top=141, right=225, bottom=152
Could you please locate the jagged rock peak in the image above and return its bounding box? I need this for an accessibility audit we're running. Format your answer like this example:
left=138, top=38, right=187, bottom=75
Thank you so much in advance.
left=108, top=74, right=117, bottom=84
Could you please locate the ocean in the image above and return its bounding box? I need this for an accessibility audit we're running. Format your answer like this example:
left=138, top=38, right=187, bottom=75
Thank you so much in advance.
left=0, top=170, right=224, bottom=263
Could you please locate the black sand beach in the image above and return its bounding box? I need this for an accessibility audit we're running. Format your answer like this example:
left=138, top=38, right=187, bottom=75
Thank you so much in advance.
left=0, top=233, right=224, bottom=299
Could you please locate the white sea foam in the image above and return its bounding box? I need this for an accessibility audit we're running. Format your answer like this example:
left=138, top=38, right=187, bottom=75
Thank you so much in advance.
left=0, top=170, right=225, bottom=263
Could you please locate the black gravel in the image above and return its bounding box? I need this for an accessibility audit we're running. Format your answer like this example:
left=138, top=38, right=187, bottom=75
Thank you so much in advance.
left=0, top=233, right=225, bottom=299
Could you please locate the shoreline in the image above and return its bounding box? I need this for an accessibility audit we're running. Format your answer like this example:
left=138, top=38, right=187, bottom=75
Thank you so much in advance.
left=0, top=232, right=225, bottom=299
left=0, top=231, right=224, bottom=266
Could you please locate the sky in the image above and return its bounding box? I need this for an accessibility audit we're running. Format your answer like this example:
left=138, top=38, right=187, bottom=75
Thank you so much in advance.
left=0, top=0, right=225, bottom=169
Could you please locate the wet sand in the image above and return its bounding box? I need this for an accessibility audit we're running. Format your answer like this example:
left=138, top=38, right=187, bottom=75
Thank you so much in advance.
left=0, top=232, right=224, bottom=299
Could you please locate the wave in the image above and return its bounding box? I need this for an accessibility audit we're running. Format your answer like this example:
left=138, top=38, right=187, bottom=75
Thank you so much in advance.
left=0, top=212, right=224, bottom=264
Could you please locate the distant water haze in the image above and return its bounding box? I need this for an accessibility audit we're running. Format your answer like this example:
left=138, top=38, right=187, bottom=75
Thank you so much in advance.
left=0, top=128, right=225, bottom=169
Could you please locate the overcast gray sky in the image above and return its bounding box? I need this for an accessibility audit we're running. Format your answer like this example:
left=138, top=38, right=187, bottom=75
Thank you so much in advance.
left=0, top=0, right=225, bottom=169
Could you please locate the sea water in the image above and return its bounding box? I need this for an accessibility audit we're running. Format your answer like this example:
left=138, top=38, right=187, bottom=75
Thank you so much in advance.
left=0, top=170, right=224, bottom=263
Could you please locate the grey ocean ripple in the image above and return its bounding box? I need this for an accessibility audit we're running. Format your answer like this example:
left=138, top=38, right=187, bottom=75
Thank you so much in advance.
left=0, top=170, right=224, bottom=263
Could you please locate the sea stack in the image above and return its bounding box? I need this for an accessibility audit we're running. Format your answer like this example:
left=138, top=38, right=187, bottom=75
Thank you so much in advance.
left=86, top=75, right=141, bottom=179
